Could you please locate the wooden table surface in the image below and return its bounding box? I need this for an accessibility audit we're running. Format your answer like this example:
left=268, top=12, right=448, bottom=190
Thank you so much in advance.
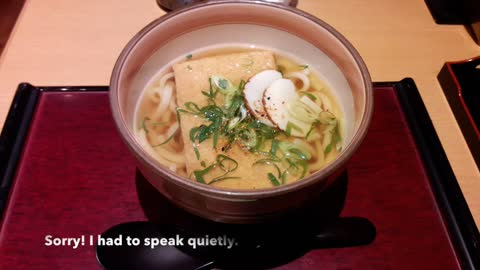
left=0, top=0, right=479, bottom=227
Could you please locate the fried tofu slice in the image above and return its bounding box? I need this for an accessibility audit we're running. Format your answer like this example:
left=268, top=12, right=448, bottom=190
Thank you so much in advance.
left=173, top=51, right=278, bottom=189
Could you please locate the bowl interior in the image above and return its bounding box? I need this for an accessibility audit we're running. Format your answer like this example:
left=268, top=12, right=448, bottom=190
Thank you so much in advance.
left=129, top=24, right=356, bottom=146
left=111, top=1, right=372, bottom=194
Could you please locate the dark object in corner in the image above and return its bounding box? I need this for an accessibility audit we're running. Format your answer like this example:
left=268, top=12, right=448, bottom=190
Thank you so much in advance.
left=425, top=0, right=480, bottom=44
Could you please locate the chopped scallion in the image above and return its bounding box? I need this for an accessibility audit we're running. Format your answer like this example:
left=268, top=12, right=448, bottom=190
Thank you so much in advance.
left=193, top=164, right=215, bottom=184
left=216, top=154, right=238, bottom=172
left=285, top=121, right=302, bottom=137
left=267, top=173, right=280, bottom=186
left=141, top=116, right=151, bottom=133
left=299, top=91, right=317, bottom=101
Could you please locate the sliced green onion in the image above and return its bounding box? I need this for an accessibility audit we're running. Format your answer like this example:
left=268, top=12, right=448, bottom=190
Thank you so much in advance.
left=238, top=80, right=246, bottom=91
left=193, top=146, right=200, bottom=160
left=247, top=121, right=278, bottom=139
left=269, top=139, right=280, bottom=157
left=318, top=111, right=337, bottom=125
left=254, top=159, right=281, bottom=178
left=239, top=128, right=257, bottom=148
left=208, top=176, right=240, bottom=185
left=212, top=119, right=221, bottom=148
left=305, top=120, right=320, bottom=139
left=175, top=108, right=186, bottom=125
left=141, top=116, right=151, bottom=133
left=210, top=76, right=240, bottom=108
left=193, top=164, right=215, bottom=184
left=152, top=133, right=175, bottom=147
left=285, top=121, right=303, bottom=137
left=193, top=154, right=239, bottom=185
left=226, top=95, right=243, bottom=118
left=298, top=160, right=308, bottom=179
left=287, top=100, right=318, bottom=123
left=299, top=91, right=317, bottom=101
left=267, top=173, right=281, bottom=186
left=325, top=143, right=334, bottom=154
left=281, top=171, right=289, bottom=184
left=325, top=123, right=341, bottom=154
left=278, top=141, right=312, bottom=160
left=216, top=154, right=238, bottom=172
left=211, top=76, right=236, bottom=93
left=184, top=102, right=202, bottom=114
left=200, top=78, right=218, bottom=104
left=289, top=148, right=309, bottom=160
left=227, top=117, right=241, bottom=130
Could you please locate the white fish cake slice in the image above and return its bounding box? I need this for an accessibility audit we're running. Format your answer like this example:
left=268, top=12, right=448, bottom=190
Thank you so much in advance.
left=243, top=70, right=282, bottom=126
left=263, top=78, right=297, bottom=130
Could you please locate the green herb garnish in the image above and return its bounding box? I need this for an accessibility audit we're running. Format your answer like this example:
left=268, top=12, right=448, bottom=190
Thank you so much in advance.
left=267, top=173, right=280, bottom=186
left=181, top=75, right=330, bottom=187
left=141, top=117, right=166, bottom=135
left=239, top=128, right=257, bottom=148
left=209, top=176, right=240, bottom=185
left=324, top=143, right=333, bottom=154
left=209, top=155, right=240, bottom=184
left=193, top=164, right=215, bottom=184
left=299, top=91, right=317, bottom=101
left=299, top=64, right=309, bottom=69
left=201, top=78, right=218, bottom=104
left=141, top=116, right=151, bottom=133
left=152, top=132, right=175, bottom=147
left=216, top=154, right=239, bottom=172
left=186, top=104, right=223, bottom=149
left=193, top=147, right=200, bottom=160
left=285, top=121, right=302, bottom=137
left=218, top=78, right=228, bottom=90
left=183, top=77, right=278, bottom=157
left=254, top=141, right=311, bottom=187
left=269, top=139, right=280, bottom=157
left=193, top=154, right=239, bottom=185
left=186, top=54, right=192, bottom=59
left=325, top=124, right=341, bottom=154
left=305, top=120, right=320, bottom=139
left=289, top=148, right=309, bottom=160
left=254, top=159, right=281, bottom=178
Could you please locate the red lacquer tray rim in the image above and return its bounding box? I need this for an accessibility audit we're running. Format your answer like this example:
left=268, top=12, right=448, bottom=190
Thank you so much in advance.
left=443, top=57, right=480, bottom=138
left=438, top=57, right=480, bottom=170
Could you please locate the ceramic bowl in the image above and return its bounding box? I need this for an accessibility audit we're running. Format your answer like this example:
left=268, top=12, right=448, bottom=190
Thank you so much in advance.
left=110, top=0, right=373, bottom=223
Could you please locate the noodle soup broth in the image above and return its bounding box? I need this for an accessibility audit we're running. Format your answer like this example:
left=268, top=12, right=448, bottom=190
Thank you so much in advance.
left=134, top=47, right=345, bottom=190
